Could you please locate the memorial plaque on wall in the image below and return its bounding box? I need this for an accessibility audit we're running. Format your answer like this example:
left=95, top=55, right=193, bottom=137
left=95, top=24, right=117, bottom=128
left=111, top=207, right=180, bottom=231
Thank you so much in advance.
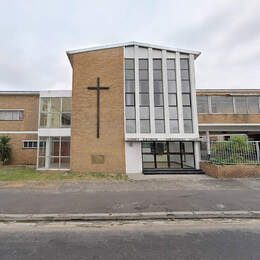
left=91, top=155, right=105, bottom=164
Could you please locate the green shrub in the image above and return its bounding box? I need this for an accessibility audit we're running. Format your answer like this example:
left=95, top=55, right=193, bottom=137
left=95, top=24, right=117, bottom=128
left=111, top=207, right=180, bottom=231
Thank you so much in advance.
left=0, top=136, right=11, bottom=165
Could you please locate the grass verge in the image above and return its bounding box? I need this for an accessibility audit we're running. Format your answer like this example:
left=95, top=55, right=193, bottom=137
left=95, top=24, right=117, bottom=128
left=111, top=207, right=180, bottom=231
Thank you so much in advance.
left=0, top=167, right=129, bottom=182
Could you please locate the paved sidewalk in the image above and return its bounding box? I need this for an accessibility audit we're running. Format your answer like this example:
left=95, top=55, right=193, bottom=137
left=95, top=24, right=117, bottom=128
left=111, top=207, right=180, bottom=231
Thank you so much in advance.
left=0, top=176, right=260, bottom=214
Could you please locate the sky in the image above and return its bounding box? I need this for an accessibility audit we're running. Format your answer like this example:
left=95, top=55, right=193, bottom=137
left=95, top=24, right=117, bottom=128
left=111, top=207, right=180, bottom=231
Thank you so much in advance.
left=0, top=0, right=259, bottom=91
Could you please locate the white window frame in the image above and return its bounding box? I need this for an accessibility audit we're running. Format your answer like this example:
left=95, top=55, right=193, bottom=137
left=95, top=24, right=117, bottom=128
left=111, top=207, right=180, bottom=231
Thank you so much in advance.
left=0, top=109, right=24, bottom=121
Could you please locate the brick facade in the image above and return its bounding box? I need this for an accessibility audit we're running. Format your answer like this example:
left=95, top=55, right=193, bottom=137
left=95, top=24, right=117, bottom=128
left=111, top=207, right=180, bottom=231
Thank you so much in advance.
left=200, top=161, right=260, bottom=178
left=0, top=95, right=39, bottom=131
left=0, top=94, right=39, bottom=166
left=70, top=47, right=126, bottom=173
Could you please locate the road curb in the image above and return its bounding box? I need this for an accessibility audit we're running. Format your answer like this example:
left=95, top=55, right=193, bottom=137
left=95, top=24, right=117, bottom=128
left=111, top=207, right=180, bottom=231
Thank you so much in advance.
left=0, top=211, right=260, bottom=222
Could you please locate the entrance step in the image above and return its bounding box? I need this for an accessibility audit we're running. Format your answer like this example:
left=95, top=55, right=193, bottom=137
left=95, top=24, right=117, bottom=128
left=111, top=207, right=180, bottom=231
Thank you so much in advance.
left=143, top=168, right=205, bottom=175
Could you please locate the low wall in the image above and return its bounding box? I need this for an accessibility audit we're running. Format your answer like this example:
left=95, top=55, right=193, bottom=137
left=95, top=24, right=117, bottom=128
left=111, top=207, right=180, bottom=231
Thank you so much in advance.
left=200, top=161, right=260, bottom=178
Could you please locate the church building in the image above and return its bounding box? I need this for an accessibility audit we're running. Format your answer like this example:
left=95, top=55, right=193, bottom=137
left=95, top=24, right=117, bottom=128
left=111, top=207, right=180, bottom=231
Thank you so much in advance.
left=0, top=42, right=203, bottom=174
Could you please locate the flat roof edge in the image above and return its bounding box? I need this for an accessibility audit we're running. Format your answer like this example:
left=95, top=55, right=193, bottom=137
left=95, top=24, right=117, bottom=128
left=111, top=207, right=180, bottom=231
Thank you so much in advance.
left=66, top=41, right=201, bottom=58
left=197, top=89, right=260, bottom=93
left=0, top=91, right=40, bottom=95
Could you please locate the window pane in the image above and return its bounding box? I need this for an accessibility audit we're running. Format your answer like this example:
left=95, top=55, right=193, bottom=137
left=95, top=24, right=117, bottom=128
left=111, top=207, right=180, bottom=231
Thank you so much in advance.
left=182, top=154, right=195, bottom=168
left=50, top=138, right=60, bottom=156
left=181, top=70, right=189, bottom=80
left=140, top=107, right=150, bottom=119
left=155, top=107, right=164, bottom=119
left=61, top=137, right=70, bottom=156
left=62, top=98, right=72, bottom=112
left=183, top=142, right=193, bottom=153
left=169, top=107, right=178, bottom=119
left=170, top=154, right=182, bottom=168
left=61, top=113, right=71, bottom=127
left=247, top=96, right=259, bottom=113
left=126, top=107, right=136, bottom=119
left=126, top=120, right=136, bottom=133
left=125, top=80, right=135, bottom=92
left=41, top=98, right=49, bottom=112
left=50, top=157, right=60, bottom=169
left=40, top=113, right=47, bottom=127
left=183, top=107, right=192, bottom=119
left=154, top=94, right=164, bottom=106
left=38, top=157, right=45, bottom=168
left=181, top=81, right=190, bottom=93
left=139, top=59, right=148, bottom=69
left=61, top=157, right=70, bottom=169
left=168, top=81, right=177, bottom=93
left=143, top=154, right=154, bottom=162
left=125, top=59, right=134, bottom=69
left=49, top=113, right=60, bottom=128
left=235, top=96, right=247, bottom=114
left=139, top=81, right=149, bottom=92
left=139, top=70, right=148, bottom=80
left=125, top=69, right=135, bottom=80
left=180, top=59, right=189, bottom=69
left=197, top=96, right=208, bottom=113
left=167, top=70, right=176, bottom=80
left=182, top=94, right=191, bottom=106
left=169, top=120, right=179, bottom=133
left=153, top=70, right=162, bottom=80
left=142, top=142, right=155, bottom=153
left=155, top=120, right=165, bottom=133
left=167, top=59, right=175, bottom=69
left=155, top=142, right=167, bottom=154
left=169, top=142, right=180, bottom=153
left=156, top=155, right=168, bottom=168
left=143, top=162, right=155, bottom=168
left=211, top=96, right=233, bottom=113
left=125, top=94, right=135, bottom=106
left=154, top=81, right=163, bottom=93
left=140, top=120, right=150, bottom=133
left=168, top=94, right=177, bottom=106
left=50, top=98, right=61, bottom=113
left=184, top=119, right=193, bottom=133
left=153, top=59, right=162, bottom=69
left=140, top=94, right=149, bottom=106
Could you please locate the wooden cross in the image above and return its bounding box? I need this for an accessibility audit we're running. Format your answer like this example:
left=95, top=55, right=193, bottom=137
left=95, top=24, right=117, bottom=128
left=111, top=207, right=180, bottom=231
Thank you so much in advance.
left=88, top=77, right=109, bottom=138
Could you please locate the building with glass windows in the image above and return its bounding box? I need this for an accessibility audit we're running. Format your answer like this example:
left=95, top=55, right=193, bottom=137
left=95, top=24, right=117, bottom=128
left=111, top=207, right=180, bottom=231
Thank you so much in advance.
left=2, top=42, right=258, bottom=174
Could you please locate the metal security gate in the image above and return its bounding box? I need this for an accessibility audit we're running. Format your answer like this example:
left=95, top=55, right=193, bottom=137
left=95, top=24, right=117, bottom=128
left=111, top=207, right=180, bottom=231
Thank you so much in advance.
left=141, top=141, right=195, bottom=172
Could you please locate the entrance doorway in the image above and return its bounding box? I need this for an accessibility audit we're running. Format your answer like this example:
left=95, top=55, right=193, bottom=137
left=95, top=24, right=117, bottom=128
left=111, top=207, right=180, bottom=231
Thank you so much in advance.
left=142, top=141, right=195, bottom=172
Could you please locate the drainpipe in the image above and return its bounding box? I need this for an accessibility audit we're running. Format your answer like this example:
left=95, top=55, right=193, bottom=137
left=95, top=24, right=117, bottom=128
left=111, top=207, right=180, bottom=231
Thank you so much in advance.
left=206, top=131, right=210, bottom=160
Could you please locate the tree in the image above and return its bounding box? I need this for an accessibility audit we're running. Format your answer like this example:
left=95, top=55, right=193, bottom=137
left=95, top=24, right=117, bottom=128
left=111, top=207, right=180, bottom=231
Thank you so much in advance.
left=0, top=136, right=11, bottom=165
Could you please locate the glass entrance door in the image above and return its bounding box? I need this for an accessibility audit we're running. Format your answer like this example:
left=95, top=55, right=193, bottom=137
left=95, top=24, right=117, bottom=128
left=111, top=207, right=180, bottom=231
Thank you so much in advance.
left=142, top=141, right=195, bottom=170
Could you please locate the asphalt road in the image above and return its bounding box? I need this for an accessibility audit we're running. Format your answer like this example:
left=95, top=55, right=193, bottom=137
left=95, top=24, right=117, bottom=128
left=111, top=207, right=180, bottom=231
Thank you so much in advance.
left=0, top=178, right=260, bottom=213
left=0, top=220, right=260, bottom=260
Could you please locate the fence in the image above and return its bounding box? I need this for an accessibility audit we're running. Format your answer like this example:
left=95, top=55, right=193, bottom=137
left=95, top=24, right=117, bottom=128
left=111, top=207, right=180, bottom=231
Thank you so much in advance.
left=201, top=141, right=260, bottom=165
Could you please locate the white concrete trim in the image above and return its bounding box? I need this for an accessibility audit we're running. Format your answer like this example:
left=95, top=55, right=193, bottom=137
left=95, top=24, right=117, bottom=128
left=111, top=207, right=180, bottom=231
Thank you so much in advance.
left=0, top=91, right=39, bottom=95
left=162, top=50, right=170, bottom=134
left=148, top=48, right=155, bottom=134
left=199, top=123, right=260, bottom=127
left=0, top=109, right=24, bottom=111
left=175, top=52, right=184, bottom=134
left=134, top=45, right=140, bottom=134
left=40, top=90, right=72, bottom=97
left=67, top=41, right=201, bottom=58
left=0, top=131, right=38, bottom=134
left=38, top=128, right=71, bottom=136
left=189, top=54, right=199, bottom=135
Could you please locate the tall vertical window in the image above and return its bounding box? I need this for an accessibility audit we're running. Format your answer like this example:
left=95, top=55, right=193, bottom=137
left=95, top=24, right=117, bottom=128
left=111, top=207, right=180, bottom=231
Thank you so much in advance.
left=167, top=59, right=179, bottom=133
left=125, top=59, right=136, bottom=133
left=180, top=59, right=193, bottom=133
left=153, top=59, right=165, bottom=133
left=139, top=59, right=150, bottom=133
